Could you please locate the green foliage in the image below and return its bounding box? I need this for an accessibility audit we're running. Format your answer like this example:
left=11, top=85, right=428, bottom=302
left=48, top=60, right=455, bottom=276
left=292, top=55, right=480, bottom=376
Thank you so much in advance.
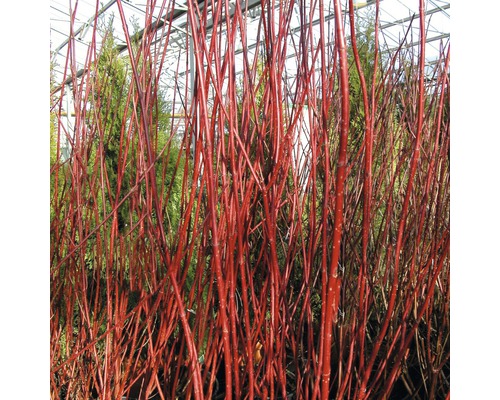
left=87, top=20, right=185, bottom=237
left=347, top=11, right=380, bottom=146
left=50, top=59, right=58, bottom=167
left=89, top=26, right=131, bottom=231
left=51, top=17, right=189, bottom=355
left=50, top=57, right=59, bottom=214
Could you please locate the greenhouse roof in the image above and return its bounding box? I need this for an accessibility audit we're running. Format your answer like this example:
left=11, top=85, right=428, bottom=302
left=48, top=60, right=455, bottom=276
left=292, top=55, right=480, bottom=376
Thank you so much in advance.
left=50, top=0, right=450, bottom=104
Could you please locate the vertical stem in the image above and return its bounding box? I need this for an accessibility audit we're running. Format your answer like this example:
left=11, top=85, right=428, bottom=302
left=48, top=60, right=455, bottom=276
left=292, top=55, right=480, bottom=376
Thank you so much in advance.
left=320, top=0, right=350, bottom=397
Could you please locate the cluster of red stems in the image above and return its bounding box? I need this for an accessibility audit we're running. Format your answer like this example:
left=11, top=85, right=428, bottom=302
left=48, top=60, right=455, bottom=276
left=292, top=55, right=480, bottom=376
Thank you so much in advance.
left=50, top=0, right=450, bottom=398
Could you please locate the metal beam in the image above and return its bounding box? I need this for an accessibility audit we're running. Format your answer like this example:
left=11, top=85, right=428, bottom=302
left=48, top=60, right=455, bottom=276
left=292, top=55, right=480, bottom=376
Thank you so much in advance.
left=53, top=0, right=263, bottom=93
left=385, top=33, right=449, bottom=53
left=51, top=0, right=118, bottom=58
left=380, top=4, right=450, bottom=30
